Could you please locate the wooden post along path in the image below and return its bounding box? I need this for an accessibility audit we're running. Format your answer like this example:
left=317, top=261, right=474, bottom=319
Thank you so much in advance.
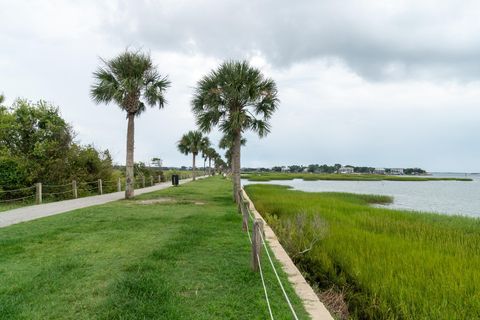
left=35, top=183, right=42, bottom=205
left=98, top=179, right=103, bottom=195
left=242, top=200, right=249, bottom=232
left=252, top=219, right=264, bottom=272
left=72, top=180, right=78, bottom=199
left=117, top=177, right=122, bottom=192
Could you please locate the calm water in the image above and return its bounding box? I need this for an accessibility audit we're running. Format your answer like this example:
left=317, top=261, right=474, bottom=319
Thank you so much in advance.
left=242, top=173, right=480, bottom=217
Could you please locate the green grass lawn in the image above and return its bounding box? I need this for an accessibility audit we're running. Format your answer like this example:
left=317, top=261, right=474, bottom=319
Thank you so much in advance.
left=245, top=184, right=480, bottom=319
left=242, top=172, right=472, bottom=182
left=0, top=177, right=308, bottom=319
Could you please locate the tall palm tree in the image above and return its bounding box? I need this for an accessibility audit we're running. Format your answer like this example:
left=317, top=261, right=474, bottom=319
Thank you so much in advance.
left=200, top=136, right=211, bottom=174
left=177, top=130, right=207, bottom=181
left=192, top=61, right=279, bottom=203
left=91, top=50, right=170, bottom=199
left=203, top=147, right=218, bottom=175
left=219, top=133, right=246, bottom=172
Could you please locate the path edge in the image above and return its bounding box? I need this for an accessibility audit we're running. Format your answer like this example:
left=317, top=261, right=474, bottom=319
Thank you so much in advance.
left=241, top=188, right=333, bottom=320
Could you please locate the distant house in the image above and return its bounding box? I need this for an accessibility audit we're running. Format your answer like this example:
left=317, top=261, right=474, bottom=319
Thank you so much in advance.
left=338, top=166, right=354, bottom=174
left=374, top=168, right=386, bottom=175
left=390, top=168, right=404, bottom=175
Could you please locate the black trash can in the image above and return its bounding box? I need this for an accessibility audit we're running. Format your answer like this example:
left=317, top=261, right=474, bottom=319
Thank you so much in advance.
left=171, top=174, right=179, bottom=186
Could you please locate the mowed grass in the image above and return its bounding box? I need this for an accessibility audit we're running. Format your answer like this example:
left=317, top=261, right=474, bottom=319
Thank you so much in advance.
left=245, top=184, right=480, bottom=319
left=242, top=172, right=472, bottom=182
left=0, top=177, right=308, bottom=319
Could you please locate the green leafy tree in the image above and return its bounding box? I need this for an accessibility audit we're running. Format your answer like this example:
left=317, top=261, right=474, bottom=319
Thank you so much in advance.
left=0, top=99, right=115, bottom=198
left=192, top=61, right=279, bottom=203
left=151, top=157, right=163, bottom=168
left=91, top=50, right=170, bottom=199
left=177, top=130, right=207, bottom=181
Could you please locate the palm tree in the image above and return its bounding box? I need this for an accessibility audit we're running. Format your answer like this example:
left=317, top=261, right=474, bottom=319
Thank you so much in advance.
left=203, top=147, right=219, bottom=175
left=91, top=50, right=170, bottom=199
left=219, top=133, right=246, bottom=172
left=177, top=130, right=207, bottom=181
left=200, top=136, right=211, bottom=174
left=192, top=61, right=279, bottom=203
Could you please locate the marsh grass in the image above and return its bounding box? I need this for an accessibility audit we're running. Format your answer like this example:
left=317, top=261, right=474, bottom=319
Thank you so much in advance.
left=245, top=184, right=480, bottom=319
left=242, top=172, right=472, bottom=182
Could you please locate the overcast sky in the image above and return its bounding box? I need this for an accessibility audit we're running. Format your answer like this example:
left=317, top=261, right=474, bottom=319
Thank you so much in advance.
left=1, top=0, right=480, bottom=172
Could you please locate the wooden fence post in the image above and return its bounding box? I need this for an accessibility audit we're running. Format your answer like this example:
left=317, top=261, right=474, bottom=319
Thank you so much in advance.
left=242, top=200, right=249, bottom=232
left=238, top=190, right=244, bottom=213
left=98, top=179, right=103, bottom=195
left=72, top=180, right=77, bottom=199
left=35, top=182, right=42, bottom=205
left=158, top=175, right=162, bottom=183
left=142, top=176, right=145, bottom=188
left=117, top=177, right=122, bottom=192
left=251, top=219, right=264, bottom=272
left=150, top=176, right=154, bottom=186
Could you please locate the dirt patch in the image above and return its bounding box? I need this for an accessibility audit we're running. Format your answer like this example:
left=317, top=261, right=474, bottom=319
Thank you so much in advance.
left=136, top=198, right=175, bottom=205
left=194, top=201, right=206, bottom=205
left=318, top=287, right=350, bottom=320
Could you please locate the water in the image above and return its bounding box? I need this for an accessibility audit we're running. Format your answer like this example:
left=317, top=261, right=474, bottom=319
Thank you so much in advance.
left=242, top=173, right=480, bottom=217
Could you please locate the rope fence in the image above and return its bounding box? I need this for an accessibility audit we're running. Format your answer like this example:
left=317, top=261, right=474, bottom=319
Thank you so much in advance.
left=240, top=189, right=300, bottom=320
left=0, top=174, right=174, bottom=206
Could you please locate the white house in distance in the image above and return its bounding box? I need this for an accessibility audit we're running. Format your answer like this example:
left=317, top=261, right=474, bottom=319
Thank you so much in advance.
left=390, top=168, right=404, bottom=175
left=374, top=168, right=386, bottom=175
left=339, top=166, right=354, bottom=174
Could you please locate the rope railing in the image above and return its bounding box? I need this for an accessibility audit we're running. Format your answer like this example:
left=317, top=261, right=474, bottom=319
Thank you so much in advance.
left=0, top=175, right=164, bottom=207
left=259, top=231, right=299, bottom=320
left=43, top=182, right=73, bottom=188
left=0, top=194, right=36, bottom=203
left=43, top=189, right=74, bottom=196
left=0, top=185, right=36, bottom=194
left=245, top=211, right=274, bottom=319
left=240, top=189, right=300, bottom=320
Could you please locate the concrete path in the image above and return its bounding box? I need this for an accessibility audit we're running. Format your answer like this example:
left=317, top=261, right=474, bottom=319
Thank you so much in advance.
left=0, top=177, right=201, bottom=228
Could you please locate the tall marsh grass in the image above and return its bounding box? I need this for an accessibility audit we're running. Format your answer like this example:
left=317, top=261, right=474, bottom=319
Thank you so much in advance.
left=245, top=184, right=480, bottom=319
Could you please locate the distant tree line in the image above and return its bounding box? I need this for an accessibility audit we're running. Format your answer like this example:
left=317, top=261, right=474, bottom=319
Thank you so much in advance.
left=0, top=98, right=115, bottom=192
left=242, top=164, right=427, bottom=175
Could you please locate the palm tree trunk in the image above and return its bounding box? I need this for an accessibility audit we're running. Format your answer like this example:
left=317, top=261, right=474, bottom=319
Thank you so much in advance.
left=125, top=113, right=135, bottom=199
left=192, top=153, right=196, bottom=181
left=232, top=130, right=241, bottom=204
left=208, top=158, right=212, bottom=175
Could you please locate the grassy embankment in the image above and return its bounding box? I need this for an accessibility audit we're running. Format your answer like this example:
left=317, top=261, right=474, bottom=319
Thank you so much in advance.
left=0, top=177, right=308, bottom=319
left=242, top=172, right=472, bottom=182
left=245, top=184, right=480, bottom=319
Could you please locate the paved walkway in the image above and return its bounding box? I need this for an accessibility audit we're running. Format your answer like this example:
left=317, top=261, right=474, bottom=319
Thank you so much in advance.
left=0, top=177, right=201, bottom=228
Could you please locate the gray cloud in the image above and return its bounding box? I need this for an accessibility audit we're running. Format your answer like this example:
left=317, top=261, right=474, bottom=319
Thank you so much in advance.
left=1, top=0, right=479, bottom=172
left=103, top=0, right=480, bottom=81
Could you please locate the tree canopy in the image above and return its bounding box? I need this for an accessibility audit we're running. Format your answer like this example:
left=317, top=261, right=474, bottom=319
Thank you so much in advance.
left=0, top=99, right=114, bottom=192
